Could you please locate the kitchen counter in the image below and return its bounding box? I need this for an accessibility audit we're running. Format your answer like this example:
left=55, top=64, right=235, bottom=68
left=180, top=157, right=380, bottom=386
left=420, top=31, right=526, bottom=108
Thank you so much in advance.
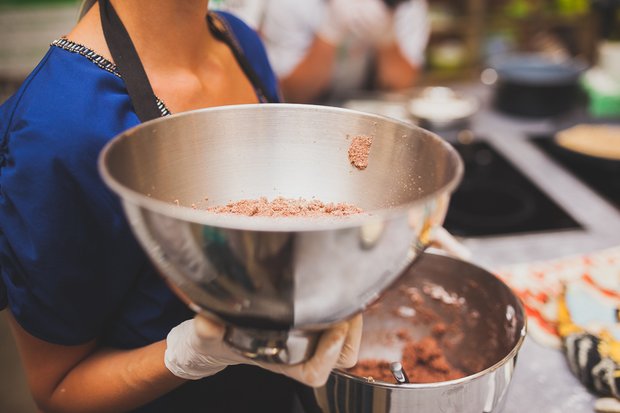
left=343, top=85, right=618, bottom=412
left=432, top=85, right=620, bottom=413
left=463, top=86, right=620, bottom=269
left=343, top=84, right=620, bottom=267
left=503, top=335, right=596, bottom=413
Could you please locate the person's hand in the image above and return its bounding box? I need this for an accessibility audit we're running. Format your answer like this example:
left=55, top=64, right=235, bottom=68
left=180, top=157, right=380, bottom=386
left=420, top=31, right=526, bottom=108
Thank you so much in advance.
left=318, top=0, right=393, bottom=46
left=251, top=314, right=362, bottom=386
left=164, top=314, right=362, bottom=387
left=392, top=0, right=431, bottom=65
left=344, top=0, right=395, bottom=46
left=317, top=0, right=355, bottom=45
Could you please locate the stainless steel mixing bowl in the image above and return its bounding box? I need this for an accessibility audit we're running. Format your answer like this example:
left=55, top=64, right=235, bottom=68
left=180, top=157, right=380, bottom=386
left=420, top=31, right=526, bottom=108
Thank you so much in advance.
left=312, top=252, right=527, bottom=413
left=98, top=104, right=463, bottom=363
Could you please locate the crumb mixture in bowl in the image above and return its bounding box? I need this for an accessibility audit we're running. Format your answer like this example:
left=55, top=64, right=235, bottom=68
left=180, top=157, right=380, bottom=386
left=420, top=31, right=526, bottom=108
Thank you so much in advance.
left=347, top=333, right=466, bottom=384
left=348, top=135, right=373, bottom=170
left=206, top=196, right=363, bottom=217
left=344, top=273, right=474, bottom=384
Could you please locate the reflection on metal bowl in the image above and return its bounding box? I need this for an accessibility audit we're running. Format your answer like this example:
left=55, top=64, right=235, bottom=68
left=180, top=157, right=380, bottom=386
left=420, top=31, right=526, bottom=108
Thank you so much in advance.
left=313, top=252, right=526, bottom=413
left=98, top=104, right=463, bottom=364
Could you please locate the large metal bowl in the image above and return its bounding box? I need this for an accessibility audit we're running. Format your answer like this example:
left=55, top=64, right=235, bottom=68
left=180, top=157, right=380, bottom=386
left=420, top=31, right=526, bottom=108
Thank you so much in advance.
left=98, top=104, right=463, bottom=363
left=312, top=252, right=527, bottom=413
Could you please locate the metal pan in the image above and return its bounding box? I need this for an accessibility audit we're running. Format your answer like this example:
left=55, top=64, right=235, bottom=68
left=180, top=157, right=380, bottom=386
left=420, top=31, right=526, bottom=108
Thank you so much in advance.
left=490, top=53, right=588, bottom=118
left=553, top=123, right=620, bottom=173
left=309, top=252, right=527, bottom=413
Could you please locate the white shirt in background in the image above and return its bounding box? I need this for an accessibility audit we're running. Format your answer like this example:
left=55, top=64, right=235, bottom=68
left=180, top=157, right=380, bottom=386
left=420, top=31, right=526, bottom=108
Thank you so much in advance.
left=261, top=0, right=429, bottom=99
left=210, top=0, right=430, bottom=100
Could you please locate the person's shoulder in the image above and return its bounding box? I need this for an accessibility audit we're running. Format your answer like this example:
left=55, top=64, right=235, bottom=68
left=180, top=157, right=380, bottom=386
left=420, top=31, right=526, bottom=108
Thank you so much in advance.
left=214, top=10, right=277, bottom=63
left=1, top=42, right=132, bottom=155
left=213, top=10, right=261, bottom=43
left=213, top=10, right=258, bottom=36
left=4, top=42, right=120, bottom=117
left=211, top=11, right=265, bottom=59
left=212, top=11, right=281, bottom=102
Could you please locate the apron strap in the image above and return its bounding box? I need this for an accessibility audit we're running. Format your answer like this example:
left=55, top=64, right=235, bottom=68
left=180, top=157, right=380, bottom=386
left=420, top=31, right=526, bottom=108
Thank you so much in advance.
left=99, top=0, right=161, bottom=122
left=207, top=14, right=276, bottom=103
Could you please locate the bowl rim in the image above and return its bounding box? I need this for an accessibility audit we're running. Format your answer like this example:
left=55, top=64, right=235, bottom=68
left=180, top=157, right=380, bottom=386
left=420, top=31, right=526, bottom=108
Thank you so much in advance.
left=98, top=103, right=464, bottom=232
left=489, top=53, right=588, bottom=86
left=330, top=255, right=528, bottom=389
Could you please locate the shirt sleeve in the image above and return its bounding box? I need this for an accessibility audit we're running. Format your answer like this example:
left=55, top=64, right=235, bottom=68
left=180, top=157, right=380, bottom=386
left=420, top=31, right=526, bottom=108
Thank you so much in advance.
left=0, top=74, right=147, bottom=345
left=260, top=0, right=324, bottom=78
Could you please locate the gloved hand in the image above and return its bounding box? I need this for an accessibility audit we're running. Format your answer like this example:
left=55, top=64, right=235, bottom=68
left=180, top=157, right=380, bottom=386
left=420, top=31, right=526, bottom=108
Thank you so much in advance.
left=317, top=0, right=393, bottom=46
left=165, top=314, right=363, bottom=387
left=344, top=0, right=394, bottom=46
left=317, top=0, right=354, bottom=45
left=392, top=0, right=431, bottom=65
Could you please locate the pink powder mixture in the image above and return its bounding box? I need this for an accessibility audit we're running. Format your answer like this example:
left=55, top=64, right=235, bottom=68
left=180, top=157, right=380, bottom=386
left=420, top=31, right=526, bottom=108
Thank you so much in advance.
left=348, top=135, right=373, bottom=170
left=207, top=196, right=362, bottom=217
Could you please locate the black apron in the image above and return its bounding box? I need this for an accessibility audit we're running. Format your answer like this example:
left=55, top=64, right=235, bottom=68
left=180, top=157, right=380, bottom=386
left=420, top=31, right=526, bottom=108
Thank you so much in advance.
left=97, top=2, right=304, bottom=412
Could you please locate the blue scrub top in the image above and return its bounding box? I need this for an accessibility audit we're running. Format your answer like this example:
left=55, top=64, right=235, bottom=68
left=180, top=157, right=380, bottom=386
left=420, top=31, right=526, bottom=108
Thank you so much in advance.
left=0, top=11, right=301, bottom=413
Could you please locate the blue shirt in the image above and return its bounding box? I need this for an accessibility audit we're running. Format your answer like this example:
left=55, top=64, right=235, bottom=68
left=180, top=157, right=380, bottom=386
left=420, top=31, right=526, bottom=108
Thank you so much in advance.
left=0, top=11, right=300, bottom=412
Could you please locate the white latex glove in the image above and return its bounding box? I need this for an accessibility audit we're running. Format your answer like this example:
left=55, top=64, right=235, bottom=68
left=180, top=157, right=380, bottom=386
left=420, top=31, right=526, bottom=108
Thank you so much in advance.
left=346, top=0, right=395, bottom=46
left=318, top=0, right=393, bottom=46
left=317, top=0, right=354, bottom=45
left=165, top=314, right=362, bottom=387
left=392, top=0, right=431, bottom=65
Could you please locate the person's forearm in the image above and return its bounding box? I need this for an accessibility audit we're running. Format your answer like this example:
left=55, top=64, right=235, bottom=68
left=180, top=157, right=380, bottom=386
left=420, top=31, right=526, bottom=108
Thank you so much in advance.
left=8, top=314, right=185, bottom=413
left=375, top=42, right=419, bottom=91
left=49, top=341, right=185, bottom=413
left=280, top=37, right=337, bottom=103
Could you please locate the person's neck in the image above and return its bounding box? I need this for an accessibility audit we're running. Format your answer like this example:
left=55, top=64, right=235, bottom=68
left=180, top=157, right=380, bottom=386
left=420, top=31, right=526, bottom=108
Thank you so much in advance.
left=66, top=0, right=259, bottom=113
left=109, top=0, right=212, bottom=70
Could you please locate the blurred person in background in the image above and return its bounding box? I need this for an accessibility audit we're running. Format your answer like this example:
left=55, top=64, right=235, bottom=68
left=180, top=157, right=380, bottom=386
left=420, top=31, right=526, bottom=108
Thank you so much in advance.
left=0, top=0, right=362, bottom=412
left=259, top=0, right=430, bottom=102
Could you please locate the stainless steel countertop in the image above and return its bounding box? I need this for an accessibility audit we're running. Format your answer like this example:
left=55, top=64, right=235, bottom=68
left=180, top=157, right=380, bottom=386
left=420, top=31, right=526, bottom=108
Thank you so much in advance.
left=441, top=85, right=620, bottom=413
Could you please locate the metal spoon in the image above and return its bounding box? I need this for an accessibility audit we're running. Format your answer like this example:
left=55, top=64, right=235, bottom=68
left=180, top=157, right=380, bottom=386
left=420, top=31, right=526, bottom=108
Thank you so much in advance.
left=390, top=361, right=410, bottom=384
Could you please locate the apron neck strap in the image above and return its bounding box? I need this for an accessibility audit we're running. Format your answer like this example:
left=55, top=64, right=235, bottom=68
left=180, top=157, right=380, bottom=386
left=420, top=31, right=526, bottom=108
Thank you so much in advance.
left=99, top=0, right=161, bottom=123
left=99, top=0, right=277, bottom=123
left=206, top=13, right=276, bottom=103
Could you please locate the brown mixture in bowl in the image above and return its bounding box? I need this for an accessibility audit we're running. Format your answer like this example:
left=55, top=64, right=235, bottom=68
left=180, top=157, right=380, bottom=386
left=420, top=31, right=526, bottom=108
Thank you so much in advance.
left=348, top=135, right=373, bottom=170
left=346, top=279, right=469, bottom=384
left=207, top=196, right=362, bottom=217
left=347, top=335, right=466, bottom=384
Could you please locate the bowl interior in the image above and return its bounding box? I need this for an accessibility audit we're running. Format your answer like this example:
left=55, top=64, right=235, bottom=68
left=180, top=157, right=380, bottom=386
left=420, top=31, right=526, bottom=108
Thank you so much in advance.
left=100, top=104, right=462, bottom=231
left=341, top=252, right=526, bottom=385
